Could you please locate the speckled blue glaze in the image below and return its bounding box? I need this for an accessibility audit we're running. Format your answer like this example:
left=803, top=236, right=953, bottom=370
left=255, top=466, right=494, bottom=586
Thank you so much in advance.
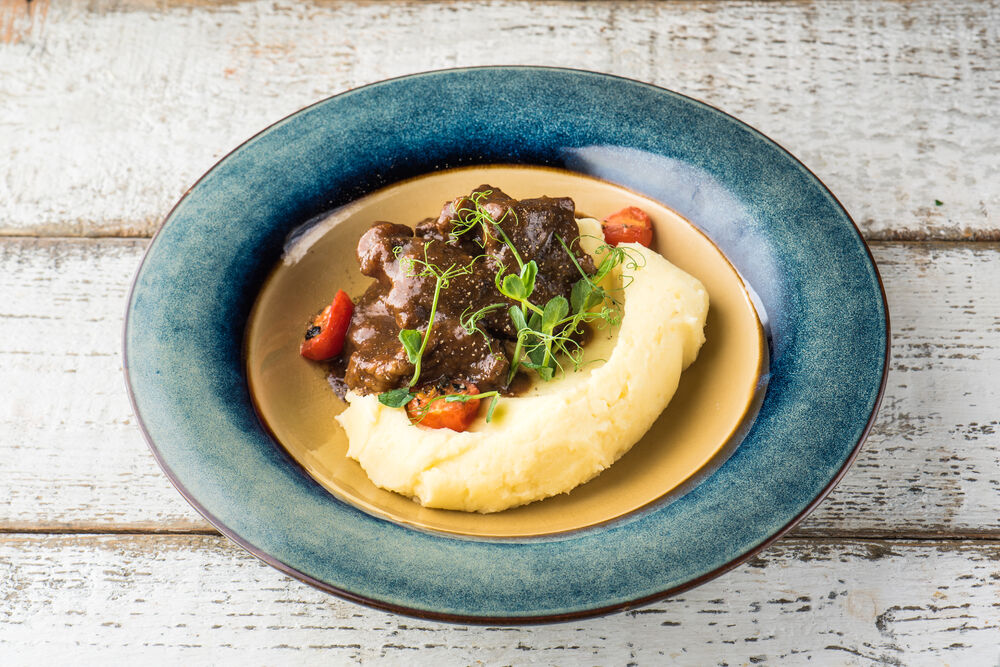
left=124, top=67, right=888, bottom=622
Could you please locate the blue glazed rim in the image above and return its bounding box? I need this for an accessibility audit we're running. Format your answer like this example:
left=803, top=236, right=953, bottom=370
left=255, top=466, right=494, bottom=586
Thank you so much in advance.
left=124, top=66, right=889, bottom=624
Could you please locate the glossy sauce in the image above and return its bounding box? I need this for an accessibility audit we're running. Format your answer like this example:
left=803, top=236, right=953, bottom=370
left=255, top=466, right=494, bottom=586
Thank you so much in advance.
left=245, top=165, right=767, bottom=538
left=329, top=185, right=595, bottom=397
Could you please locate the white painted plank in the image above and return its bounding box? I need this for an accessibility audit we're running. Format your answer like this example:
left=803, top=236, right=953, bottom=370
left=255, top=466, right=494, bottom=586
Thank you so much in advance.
left=0, top=534, right=997, bottom=663
left=0, top=0, right=997, bottom=239
left=0, top=239, right=198, bottom=530
left=804, top=243, right=1000, bottom=537
left=1, top=238, right=998, bottom=535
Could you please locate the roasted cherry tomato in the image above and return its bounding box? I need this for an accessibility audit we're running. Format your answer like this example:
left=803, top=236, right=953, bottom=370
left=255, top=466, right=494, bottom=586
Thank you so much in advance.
left=406, top=380, right=481, bottom=432
left=299, top=290, right=354, bottom=361
left=601, top=206, right=654, bottom=247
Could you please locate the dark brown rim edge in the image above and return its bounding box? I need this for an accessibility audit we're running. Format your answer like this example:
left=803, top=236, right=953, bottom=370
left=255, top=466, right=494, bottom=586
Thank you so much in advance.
left=121, top=65, right=892, bottom=626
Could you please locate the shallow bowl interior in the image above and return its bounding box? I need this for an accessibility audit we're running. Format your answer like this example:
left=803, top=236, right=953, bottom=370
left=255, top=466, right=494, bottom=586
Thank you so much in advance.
left=246, top=165, right=766, bottom=538
left=125, top=67, right=888, bottom=622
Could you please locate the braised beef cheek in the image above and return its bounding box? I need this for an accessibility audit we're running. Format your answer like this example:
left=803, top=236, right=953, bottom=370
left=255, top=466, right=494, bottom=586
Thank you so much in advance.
left=334, top=185, right=595, bottom=395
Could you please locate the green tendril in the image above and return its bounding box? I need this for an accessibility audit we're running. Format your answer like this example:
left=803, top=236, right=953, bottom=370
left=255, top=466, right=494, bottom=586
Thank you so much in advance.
left=389, top=241, right=479, bottom=389
left=380, top=193, right=646, bottom=417
left=408, top=390, right=501, bottom=424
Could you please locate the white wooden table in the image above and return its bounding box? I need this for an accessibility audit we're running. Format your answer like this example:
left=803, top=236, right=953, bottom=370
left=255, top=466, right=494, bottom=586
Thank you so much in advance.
left=2, top=1, right=999, bottom=663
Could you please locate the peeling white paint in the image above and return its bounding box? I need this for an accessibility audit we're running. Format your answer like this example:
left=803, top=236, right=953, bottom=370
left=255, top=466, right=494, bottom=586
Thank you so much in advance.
left=0, top=0, right=998, bottom=238
left=0, top=534, right=997, bottom=663
left=1, top=239, right=997, bottom=535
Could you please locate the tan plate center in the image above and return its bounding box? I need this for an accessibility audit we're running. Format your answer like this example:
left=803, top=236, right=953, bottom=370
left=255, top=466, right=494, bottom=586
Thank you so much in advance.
left=246, top=165, right=766, bottom=538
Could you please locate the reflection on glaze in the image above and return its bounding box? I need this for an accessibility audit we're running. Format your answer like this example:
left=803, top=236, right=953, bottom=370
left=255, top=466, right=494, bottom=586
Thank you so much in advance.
left=562, top=145, right=782, bottom=359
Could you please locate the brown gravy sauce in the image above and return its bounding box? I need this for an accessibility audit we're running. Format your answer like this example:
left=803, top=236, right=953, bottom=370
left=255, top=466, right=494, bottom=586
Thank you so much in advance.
left=327, top=184, right=597, bottom=398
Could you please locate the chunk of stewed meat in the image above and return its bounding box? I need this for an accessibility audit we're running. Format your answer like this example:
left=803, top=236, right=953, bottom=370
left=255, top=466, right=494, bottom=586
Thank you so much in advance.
left=333, top=185, right=594, bottom=396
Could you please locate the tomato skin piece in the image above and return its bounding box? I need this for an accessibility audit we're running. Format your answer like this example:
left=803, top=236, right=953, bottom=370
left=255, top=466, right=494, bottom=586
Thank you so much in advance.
left=406, top=381, right=481, bottom=432
left=299, top=290, right=354, bottom=361
left=602, top=206, right=654, bottom=247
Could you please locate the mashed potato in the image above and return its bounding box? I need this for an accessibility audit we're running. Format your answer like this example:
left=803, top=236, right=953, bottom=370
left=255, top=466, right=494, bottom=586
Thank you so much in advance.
left=336, top=219, right=709, bottom=513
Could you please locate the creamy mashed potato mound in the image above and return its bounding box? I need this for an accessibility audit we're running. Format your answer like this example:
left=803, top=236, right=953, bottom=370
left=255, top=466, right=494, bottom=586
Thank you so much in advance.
left=336, top=219, right=709, bottom=513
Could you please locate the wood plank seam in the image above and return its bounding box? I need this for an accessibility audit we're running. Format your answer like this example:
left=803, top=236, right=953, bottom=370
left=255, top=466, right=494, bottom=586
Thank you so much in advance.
left=5, top=527, right=1000, bottom=543
left=3, top=238, right=998, bottom=536
left=1, top=0, right=997, bottom=239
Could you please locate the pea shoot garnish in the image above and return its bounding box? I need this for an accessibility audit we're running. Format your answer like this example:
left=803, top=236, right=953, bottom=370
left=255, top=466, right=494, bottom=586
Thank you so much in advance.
left=377, top=189, right=644, bottom=425
left=454, top=194, right=641, bottom=384
left=377, top=242, right=479, bottom=410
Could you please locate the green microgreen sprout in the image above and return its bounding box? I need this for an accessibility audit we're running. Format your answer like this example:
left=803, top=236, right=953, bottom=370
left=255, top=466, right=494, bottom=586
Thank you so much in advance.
left=405, top=389, right=502, bottom=425
left=449, top=190, right=525, bottom=269
left=448, top=195, right=642, bottom=385
left=379, top=242, right=478, bottom=404
left=377, top=191, right=646, bottom=424
left=460, top=302, right=506, bottom=340
left=378, top=387, right=415, bottom=408
left=445, top=391, right=501, bottom=424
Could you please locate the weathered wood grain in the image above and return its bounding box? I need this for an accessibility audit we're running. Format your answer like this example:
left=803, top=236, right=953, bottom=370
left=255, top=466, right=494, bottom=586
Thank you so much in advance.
left=1, top=238, right=998, bottom=536
left=806, top=243, right=1000, bottom=538
left=0, top=534, right=997, bottom=663
left=0, top=0, right=997, bottom=239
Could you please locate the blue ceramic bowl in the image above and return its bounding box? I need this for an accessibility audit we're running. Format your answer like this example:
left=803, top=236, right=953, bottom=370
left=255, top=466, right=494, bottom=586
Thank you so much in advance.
left=124, top=67, right=889, bottom=623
